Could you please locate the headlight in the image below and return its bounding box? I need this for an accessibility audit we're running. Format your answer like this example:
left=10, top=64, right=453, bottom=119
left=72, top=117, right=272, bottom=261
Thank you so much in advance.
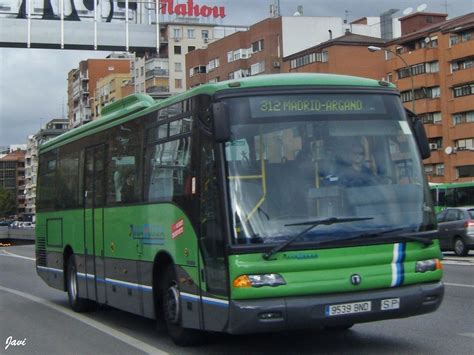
left=415, top=259, right=442, bottom=273
left=233, top=274, right=286, bottom=288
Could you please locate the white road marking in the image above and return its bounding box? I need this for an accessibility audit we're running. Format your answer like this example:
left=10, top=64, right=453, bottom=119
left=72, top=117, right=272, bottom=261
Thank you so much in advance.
left=0, top=250, right=35, bottom=261
left=0, top=285, right=168, bottom=355
left=445, top=282, right=474, bottom=289
left=442, top=260, right=474, bottom=266
left=459, top=333, right=474, bottom=338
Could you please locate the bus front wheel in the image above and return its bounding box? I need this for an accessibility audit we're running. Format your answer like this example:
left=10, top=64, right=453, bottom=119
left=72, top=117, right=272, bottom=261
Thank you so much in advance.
left=66, top=255, right=91, bottom=312
left=161, top=265, right=202, bottom=346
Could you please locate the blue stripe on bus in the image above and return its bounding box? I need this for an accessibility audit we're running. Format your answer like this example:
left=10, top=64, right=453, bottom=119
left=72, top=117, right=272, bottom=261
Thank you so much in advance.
left=392, top=243, right=406, bottom=287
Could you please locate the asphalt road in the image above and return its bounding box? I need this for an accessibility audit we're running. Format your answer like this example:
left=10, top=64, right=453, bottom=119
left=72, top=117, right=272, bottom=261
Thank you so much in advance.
left=1, top=243, right=473, bottom=354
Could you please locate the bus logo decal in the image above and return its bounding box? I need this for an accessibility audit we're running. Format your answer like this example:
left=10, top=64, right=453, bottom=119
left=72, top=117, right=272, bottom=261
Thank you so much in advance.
left=351, top=274, right=362, bottom=286
left=172, top=218, right=185, bottom=239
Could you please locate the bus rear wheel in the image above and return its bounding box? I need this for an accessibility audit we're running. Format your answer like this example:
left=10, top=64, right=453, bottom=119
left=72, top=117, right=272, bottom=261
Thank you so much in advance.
left=66, top=255, right=92, bottom=312
left=161, top=265, right=202, bottom=346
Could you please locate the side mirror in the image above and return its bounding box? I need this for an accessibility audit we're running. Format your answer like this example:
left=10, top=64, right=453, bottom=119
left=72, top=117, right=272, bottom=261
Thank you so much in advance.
left=406, top=109, right=430, bottom=160
left=212, top=102, right=231, bottom=143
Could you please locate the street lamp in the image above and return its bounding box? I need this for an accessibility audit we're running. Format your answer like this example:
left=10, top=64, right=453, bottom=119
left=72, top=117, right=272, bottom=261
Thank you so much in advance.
left=368, top=46, right=416, bottom=113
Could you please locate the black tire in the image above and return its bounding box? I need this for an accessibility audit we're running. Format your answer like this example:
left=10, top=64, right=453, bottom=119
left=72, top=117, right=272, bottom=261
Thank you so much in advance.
left=161, top=265, right=203, bottom=346
left=66, top=255, right=92, bottom=312
left=454, top=237, right=468, bottom=257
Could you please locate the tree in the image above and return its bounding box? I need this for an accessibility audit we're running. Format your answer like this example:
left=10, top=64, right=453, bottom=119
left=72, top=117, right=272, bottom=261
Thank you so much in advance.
left=0, top=187, right=16, bottom=218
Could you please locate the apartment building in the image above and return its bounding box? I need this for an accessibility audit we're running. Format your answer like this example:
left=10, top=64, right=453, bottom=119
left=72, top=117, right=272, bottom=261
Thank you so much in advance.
left=93, top=73, right=133, bottom=117
left=0, top=149, right=26, bottom=219
left=131, top=22, right=246, bottom=98
left=283, top=32, right=387, bottom=79
left=67, top=54, right=132, bottom=128
left=383, top=12, right=474, bottom=183
left=24, top=119, right=69, bottom=220
left=185, top=15, right=398, bottom=88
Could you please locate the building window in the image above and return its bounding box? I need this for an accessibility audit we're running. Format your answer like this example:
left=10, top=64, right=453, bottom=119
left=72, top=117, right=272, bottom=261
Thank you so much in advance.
left=175, top=79, right=183, bottom=89
left=401, top=86, right=440, bottom=102
left=188, top=46, right=196, bottom=52
left=455, top=138, right=474, bottom=151
left=457, top=165, right=474, bottom=178
left=424, top=165, right=433, bottom=175
left=207, top=58, right=220, bottom=71
left=202, top=30, right=209, bottom=39
left=250, top=61, right=265, bottom=76
left=451, top=57, right=474, bottom=72
left=173, top=28, right=182, bottom=38
left=252, top=39, right=264, bottom=53
left=435, top=164, right=444, bottom=176
left=290, top=51, right=328, bottom=69
left=397, top=61, right=439, bottom=79
left=453, top=83, right=474, bottom=98
left=187, top=29, right=195, bottom=38
left=174, top=46, right=182, bottom=55
left=140, top=67, right=144, bottom=76
left=175, top=62, right=182, bottom=72
left=453, top=111, right=474, bottom=125
left=450, top=30, right=473, bottom=47
left=421, top=112, right=442, bottom=124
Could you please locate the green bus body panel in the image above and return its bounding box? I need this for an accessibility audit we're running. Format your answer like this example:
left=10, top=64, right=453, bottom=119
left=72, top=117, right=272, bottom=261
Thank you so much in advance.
left=37, top=210, right=85, bottom=253
left=39, top=74, right=394, bottom=154
left=37, top=204, right=198, bottom=267
left=229, top=241, right=442, bottom=300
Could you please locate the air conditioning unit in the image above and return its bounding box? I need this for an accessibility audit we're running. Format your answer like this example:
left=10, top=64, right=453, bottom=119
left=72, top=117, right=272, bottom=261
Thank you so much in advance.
left=273, top=61, right=281, bottom=68
left=429, top=143, right=438, bottom=150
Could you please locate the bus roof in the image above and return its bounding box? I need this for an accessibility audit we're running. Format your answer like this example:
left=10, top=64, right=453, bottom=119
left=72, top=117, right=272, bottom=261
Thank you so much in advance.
left=40, top=73, right=395, bottom=153
left=429, top=181, right=474, bottom=189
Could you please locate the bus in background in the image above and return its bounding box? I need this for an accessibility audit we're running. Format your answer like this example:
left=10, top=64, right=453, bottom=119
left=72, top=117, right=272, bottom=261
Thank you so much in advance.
left=430, top=182, right=474, bottom=213
left=36, top=74, right=443, bottom=346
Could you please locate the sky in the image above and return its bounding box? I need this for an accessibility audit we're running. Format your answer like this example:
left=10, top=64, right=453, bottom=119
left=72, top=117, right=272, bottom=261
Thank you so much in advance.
left=0, top=0, right=472, bottom=146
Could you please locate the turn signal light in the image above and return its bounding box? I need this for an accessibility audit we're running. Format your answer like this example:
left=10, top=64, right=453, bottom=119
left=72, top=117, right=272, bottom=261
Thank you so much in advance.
left=233, top=275, right=252, bottom=288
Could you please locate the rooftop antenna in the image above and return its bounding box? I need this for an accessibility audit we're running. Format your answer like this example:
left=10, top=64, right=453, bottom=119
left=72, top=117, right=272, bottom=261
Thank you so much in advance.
left=402, top=7, right=414, bottom=16
left=442, top=0, right=449, bottom=15
left=344, top=9, right=351, bottom=24
left=417, top=3, right=428, bottom=12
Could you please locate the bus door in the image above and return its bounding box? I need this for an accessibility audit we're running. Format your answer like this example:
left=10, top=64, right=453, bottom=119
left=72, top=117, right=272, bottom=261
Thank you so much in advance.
left=84, top=145, right=107, bottom=304
left=197, top=135, right=229, bottom=332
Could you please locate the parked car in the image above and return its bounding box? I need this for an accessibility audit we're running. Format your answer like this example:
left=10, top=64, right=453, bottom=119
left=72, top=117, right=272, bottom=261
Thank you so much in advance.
left=436, top=207, right=474, bottom=256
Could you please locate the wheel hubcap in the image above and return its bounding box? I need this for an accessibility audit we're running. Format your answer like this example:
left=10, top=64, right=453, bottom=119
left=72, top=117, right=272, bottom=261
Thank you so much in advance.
left=455, top=240, right=464, bottom=254
left=165, top=283, right=180, bottom=324
left=69, top=266, right=77, bottom=300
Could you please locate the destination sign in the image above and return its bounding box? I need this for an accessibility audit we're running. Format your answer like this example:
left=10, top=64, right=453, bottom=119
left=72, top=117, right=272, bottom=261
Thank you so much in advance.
left=249, top=95, right=386, bottom=118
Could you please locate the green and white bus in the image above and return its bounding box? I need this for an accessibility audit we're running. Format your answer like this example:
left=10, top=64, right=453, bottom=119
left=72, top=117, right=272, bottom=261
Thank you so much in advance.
left=429, top=181, right=474, bottom=213
left=36, top=74, right=443, bottom=345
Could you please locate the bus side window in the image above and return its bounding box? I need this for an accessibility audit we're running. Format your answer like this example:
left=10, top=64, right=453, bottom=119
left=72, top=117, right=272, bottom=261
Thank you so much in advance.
left=106, top=122, right=143, bottom=205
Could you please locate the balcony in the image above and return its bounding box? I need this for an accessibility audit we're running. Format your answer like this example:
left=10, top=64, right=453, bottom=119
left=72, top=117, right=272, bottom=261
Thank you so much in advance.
left=449, top=95, right=474, bottom=114
left=146, top=69, right=170, bottom=79
left=146, top=86, right=170, bottom=94
left=446, top=39, right=474, bottom=62
left=446, top=67, right=474, bottom=88
left=424, top=123, right=444, bottom=138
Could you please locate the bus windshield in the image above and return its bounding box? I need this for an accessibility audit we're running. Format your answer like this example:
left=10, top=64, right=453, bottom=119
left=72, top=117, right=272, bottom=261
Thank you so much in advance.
left=223, top=93, right=436, bottom=245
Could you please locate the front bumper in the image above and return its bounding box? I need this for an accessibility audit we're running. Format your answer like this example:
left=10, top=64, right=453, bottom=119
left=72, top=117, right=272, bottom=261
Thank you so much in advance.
left=226, top=282, right=444, bottom=334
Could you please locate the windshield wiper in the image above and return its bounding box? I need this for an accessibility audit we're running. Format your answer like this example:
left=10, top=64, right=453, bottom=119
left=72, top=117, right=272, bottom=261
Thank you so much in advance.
left=262, top=216, right=373, bottom=260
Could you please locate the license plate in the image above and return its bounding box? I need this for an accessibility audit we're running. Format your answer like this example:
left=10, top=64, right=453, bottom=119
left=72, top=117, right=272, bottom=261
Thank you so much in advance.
left=381, top=298, right=400, bottom=310
left=326, top=301, right=372, bottom=316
